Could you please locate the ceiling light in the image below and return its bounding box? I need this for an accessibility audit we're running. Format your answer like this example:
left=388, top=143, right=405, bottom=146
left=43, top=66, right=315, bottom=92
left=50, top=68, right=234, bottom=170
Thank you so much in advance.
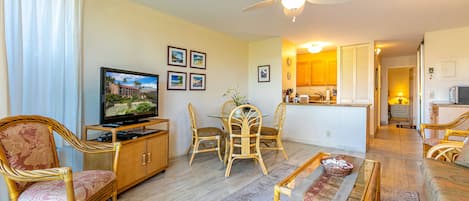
left=308, top=45, right=323, bottom=54
left=281, top=0, right=306, bottom=9
left=281, top=0, right=306, bottom=22
left=375, top=48, right=382, bottom=55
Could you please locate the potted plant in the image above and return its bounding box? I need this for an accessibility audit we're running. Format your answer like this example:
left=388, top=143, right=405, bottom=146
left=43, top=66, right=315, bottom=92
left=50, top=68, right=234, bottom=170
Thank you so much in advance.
left=223, top=88, right=248, bottom=115
left=223, top=88, right=247, bottom=106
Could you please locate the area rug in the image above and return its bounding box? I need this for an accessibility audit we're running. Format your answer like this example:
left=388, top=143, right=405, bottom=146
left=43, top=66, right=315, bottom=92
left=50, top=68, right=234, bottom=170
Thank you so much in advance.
left=395, top=191, right=420, bottom=201
left=221, top=163, right=297, bottom=201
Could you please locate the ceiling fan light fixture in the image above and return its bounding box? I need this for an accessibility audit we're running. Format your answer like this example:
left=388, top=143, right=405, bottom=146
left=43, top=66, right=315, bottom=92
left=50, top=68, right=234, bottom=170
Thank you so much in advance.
left=281, top=0, right=306, bottom=9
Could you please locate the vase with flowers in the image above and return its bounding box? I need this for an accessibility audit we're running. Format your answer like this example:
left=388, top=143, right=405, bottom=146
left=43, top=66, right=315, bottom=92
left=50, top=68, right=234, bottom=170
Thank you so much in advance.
left=223, top=88, right=248, bottom=106
left=223, top=88, right=248, bottom=116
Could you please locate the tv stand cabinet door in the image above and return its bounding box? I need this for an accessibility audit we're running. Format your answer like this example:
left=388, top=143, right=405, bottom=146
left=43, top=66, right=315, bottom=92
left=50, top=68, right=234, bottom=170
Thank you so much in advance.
left=146, top=132, right=169, bottom=176
left=117, top=140, right=147, bottom=191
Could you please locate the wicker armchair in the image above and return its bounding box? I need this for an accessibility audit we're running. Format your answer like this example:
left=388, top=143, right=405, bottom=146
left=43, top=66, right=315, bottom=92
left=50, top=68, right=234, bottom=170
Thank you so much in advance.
left=0, top=115, right=120, bottom=201
left=426, top=141, right=464, bottom=162
left=225, top=105, right=268, bottom=177
left=420, top=112, right=469, bottom=157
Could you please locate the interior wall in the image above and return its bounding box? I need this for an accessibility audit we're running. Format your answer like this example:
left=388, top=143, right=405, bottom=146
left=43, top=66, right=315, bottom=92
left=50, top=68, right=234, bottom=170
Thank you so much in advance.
left=83, top=0, right=249, bottom=158
left=282, top=40, right=296, bottom=94
left=380, top=55, right=417, bottom=124
left=423, top=26, right=469, bottom=124
left=248, top=37, right=283, bottom=125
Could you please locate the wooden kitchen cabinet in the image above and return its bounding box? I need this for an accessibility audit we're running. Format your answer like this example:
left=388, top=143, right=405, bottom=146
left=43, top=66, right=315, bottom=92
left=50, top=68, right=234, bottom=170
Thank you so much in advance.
left=296, top=51, right=337, bottom=86
left=82, top=119, right=169, bottom=194
left=297, top=61, right=311, bottom=86
left=328, top=61, right=337, bottom=85
left=310, top=60, right=327, bottom=85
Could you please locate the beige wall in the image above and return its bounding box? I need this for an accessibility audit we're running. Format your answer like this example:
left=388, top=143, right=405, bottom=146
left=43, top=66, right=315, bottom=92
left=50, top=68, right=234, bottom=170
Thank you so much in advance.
left=248, top=37, right=283, bottom=125
left=83, top=0, right=249, bottom=157
left=423, top=26, right=469, bottom=123
left=282, top=40, right=296, bottom=94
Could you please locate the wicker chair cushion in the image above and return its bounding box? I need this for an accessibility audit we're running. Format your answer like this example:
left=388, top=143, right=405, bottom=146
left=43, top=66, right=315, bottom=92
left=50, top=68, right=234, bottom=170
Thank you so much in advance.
left=0, top=123, right=56, bottom=191
left=19, top=170, right=115, bottom=201
left=455, top=137, right=469, bottom=168
left=260, top=127, right=278, bottom=136
left=421, top=159, right=469, bottom=201
left=197, top=127, right=222, bottom=137
left=423, top=138, right=441, bottom=146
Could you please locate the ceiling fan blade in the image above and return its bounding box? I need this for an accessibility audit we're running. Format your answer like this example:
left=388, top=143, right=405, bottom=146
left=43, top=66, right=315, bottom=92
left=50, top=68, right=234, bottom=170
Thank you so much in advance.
left=306, top=0, right=351, bottom=5
left=243, top=0, right=276, bottom=12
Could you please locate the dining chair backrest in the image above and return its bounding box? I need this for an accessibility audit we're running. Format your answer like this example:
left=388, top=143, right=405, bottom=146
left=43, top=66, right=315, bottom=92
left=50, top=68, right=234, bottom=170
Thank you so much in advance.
left=188, top=103, right=198, bottom=131
left=273, top=103, right=286, bottom=130
left=221, top=100, right=237, bottom=116
left=228, top=104, right=262, bottom=156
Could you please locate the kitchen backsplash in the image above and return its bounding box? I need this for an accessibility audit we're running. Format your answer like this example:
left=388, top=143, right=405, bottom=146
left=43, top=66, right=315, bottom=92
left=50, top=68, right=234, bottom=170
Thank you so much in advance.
left=296, top=86, right=337, bottom=96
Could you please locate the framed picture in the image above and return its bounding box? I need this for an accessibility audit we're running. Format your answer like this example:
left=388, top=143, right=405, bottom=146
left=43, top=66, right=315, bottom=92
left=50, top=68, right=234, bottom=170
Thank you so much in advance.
left=167, top=46, right=187, bottom=67
left=167, top=71, right=187, bottom=90
left=189, top=73, right=206, bottom=91
left=257, top=65, right=270, bottom=82
left=190, top=50, right=206, bottom=69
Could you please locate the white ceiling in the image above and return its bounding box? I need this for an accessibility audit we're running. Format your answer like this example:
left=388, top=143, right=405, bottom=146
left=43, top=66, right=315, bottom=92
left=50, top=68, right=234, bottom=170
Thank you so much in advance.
left=134, top=0, right=469, bottom=57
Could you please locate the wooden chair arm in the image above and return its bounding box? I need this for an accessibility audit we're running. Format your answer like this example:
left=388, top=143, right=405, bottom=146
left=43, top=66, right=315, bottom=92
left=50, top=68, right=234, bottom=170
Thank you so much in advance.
left=73, top=141, right=121, bottom=173
left=444, top=129, right=469, bottom=140
left=0, top=160, right=71, bottom=182
left=420, top=123, right=461, bottom=139
left=72, top=141, right=121, bottom=154
left=426, top=142, right=464, bottom=162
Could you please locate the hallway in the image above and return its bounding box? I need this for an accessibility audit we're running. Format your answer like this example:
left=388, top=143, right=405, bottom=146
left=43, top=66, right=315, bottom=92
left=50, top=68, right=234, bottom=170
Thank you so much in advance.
left=367, top=125, right=423, bottom=200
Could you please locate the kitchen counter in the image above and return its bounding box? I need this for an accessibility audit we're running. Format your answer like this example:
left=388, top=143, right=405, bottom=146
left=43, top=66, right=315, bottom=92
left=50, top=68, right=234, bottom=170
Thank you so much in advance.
left=432, top=103, right=469, bottom=108
left=286, top=102, right=370, bottom=108
left=284, top=103, right=371, bottom=153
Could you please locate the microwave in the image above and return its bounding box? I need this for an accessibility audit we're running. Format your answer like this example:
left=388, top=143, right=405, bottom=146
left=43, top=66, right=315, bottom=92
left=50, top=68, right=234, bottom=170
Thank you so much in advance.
left=449, top=86, right=469, bottom=104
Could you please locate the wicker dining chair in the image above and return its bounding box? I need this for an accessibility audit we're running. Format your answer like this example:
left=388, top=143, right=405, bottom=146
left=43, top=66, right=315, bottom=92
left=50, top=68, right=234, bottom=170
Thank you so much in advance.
left=187, top=103, right=223, bottom=166
left=225, top=104, right=268, bottom=177
left=420, top=112, right=469, bottom=157
left=0, top=115, right=121, bottom=201
left=221, top=100, right=237, bottom=117
left=259, top=103, right=288, bottom=160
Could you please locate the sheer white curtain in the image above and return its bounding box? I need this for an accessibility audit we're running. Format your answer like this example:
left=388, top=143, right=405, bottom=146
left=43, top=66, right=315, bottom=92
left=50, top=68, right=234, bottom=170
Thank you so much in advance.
left=1, top=0, right=11, bottom=200
left=4, top=0, right=83, bottom=144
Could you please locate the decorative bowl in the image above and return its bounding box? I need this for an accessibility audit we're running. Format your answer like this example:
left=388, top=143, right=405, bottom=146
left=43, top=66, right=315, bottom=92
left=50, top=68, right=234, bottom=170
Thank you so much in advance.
left=320, top=155, right=354, bottom=177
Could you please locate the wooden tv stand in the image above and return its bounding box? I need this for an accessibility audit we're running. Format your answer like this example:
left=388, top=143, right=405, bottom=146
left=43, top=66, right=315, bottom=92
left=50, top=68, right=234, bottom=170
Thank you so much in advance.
left=82, top=118, right=169, bottom=194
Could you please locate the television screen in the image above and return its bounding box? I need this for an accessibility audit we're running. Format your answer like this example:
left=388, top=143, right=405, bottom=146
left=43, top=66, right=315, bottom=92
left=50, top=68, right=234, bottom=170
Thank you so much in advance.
left=100, top=67, right=158, bottom=124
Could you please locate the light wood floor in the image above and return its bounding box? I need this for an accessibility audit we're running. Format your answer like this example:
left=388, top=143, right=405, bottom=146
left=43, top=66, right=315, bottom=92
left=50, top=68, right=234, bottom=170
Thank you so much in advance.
left=118, top=125, right=423, bottom=201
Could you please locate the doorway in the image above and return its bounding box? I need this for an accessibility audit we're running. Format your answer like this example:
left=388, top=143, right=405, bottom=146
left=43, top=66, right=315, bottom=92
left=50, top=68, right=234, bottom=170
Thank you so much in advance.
left=387, top=67, right=415, bottom=128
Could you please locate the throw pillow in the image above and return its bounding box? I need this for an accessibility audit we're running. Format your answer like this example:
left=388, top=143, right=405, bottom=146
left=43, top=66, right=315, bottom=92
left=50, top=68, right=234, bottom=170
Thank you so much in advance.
left=455, top=137, right=469, bottom=168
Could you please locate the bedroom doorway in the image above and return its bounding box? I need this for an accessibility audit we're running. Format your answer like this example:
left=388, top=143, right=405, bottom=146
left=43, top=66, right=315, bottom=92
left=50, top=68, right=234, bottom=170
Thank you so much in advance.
left=387, top=67, right=415, bottom=128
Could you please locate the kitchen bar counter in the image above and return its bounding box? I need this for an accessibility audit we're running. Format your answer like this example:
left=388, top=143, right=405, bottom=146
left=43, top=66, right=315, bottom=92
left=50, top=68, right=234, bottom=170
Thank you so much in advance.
left=286, top=102, right=370, bottom=108
left=283, top=103, right=371, bottom=153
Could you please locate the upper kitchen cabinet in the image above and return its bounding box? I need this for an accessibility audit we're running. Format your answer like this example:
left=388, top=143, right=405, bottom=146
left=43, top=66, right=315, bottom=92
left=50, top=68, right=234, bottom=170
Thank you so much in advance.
left=296, top=50, right=337, bottom=86
left=337, top=43, right=374, bottom=104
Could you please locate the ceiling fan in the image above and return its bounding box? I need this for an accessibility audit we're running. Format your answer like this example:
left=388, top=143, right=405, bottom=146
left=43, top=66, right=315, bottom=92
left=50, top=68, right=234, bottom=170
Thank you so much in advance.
left=243, top=0, right=350, bottom=22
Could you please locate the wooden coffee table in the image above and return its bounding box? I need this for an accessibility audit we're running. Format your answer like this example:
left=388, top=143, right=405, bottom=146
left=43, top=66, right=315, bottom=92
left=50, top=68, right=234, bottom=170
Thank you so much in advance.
left=274, top=152, right=381, bottom=201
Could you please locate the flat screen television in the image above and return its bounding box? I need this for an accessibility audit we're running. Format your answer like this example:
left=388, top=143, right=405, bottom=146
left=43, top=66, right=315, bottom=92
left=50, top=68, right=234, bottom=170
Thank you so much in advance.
left=100, top=67, right=159, bottom=124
